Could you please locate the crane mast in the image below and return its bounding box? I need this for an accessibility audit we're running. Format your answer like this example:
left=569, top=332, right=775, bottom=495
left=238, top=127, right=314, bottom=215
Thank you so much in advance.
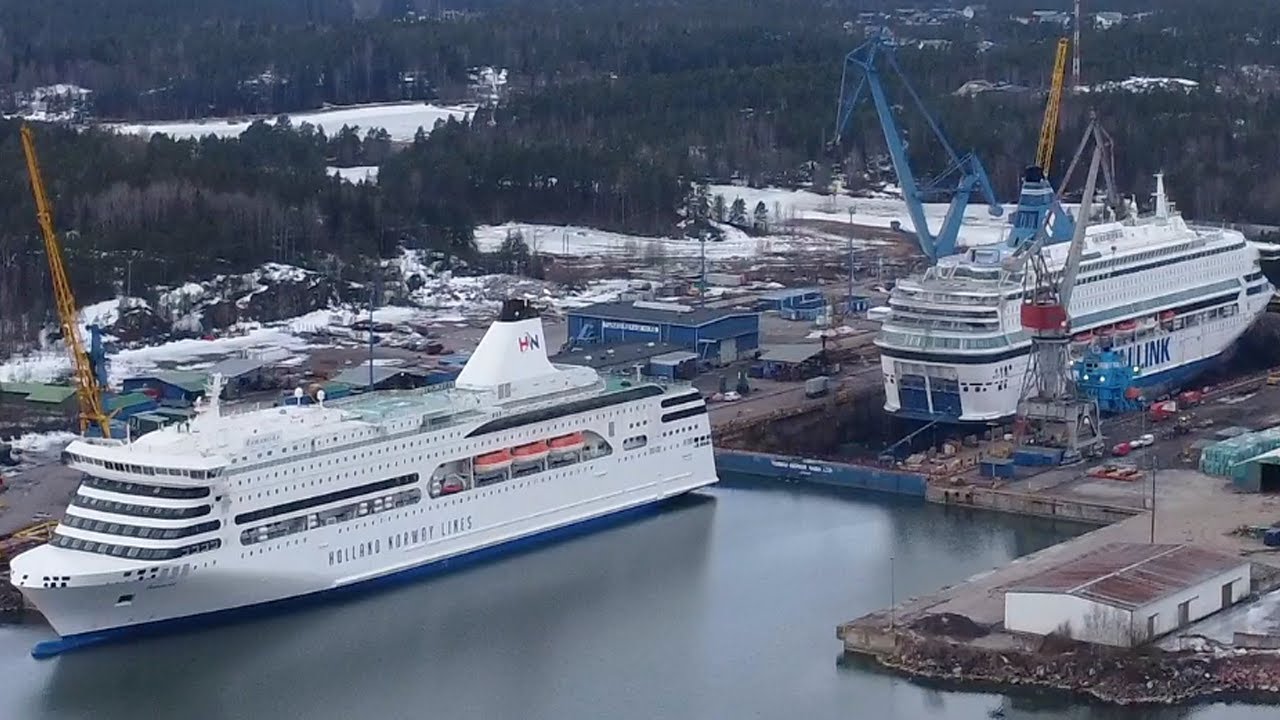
left=19, top=124, right=112, bottom=438
left=1036, top=38, right=1070, bottom=176
left=1013, top=142, right=1105, bottom=460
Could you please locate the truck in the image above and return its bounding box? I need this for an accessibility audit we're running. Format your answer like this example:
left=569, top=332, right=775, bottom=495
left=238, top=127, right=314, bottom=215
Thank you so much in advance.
left=1149, top=400, right=1178, bottom=422
left=805, top=376, right=830, bottom=398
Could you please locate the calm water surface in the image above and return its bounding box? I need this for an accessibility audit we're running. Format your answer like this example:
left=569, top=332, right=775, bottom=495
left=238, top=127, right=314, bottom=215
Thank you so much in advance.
left=0, top=477, right=1274, bottom=720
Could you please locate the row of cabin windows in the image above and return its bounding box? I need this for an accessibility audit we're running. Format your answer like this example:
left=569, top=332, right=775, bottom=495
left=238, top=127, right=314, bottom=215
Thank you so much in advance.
left=81, top=476, right=211, bottom=500
left=63, top=452, right=217, bottom=479
left=71, top=493, right=212, bottom=520
left=51, top=532, right=221, bottom=561
left=231, top=413, right=629, bottom=488
left=319, top=463, right=634, bottom=566
left=1075, top=242, right=1244, bottom=286
left=241, top=489, right=421, bottom=546
left=234, top=473, right=419, bottom=525
left=238, top=385, right=662, bottom=472
left=61, top=514, right=221, bottom=541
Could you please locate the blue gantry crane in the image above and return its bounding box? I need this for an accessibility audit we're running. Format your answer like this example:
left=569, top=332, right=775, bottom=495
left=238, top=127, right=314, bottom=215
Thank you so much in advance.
left=833, top=36, right=1003, bottom=262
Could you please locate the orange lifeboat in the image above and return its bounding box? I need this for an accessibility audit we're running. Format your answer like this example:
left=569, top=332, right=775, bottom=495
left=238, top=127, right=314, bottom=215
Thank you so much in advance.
left=1070, top=331, right=1094, bottom=345
left=1159, top=310, right=1176, bottom=322
left=511, top=440, right=549, bottom=463
left=1116, top=319, right=1138, bottom=332
left=1095, top=325, right=1115, bottom=337
left=475, top=449, right=513, bottom=473
left=548, top=432, right=585, bottom=454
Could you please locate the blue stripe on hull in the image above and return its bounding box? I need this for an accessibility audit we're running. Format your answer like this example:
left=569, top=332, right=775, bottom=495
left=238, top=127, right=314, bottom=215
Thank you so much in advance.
left=889, top=354, right=1226, bottom=424
left=31, top=489, right=712, bottom=659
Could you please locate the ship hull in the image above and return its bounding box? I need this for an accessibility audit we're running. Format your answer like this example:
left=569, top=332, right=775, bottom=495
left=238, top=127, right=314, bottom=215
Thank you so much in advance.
left=25, top=471, right=716, bottom=658
left=881, top=293, right=1268, bottom=422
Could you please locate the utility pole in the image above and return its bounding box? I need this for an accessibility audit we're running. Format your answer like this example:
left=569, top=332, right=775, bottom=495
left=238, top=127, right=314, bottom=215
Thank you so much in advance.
left=1150, top=455, right=1157, bottom=543
left=368, top=278, right=379, bottom=389
left=847, top=207, right=855, bottom=305
left=1072, top=0, right=1082, bottom=89
left=699, top=231, right=707, bottom=307
left=889, top=555, right=896, bottom=629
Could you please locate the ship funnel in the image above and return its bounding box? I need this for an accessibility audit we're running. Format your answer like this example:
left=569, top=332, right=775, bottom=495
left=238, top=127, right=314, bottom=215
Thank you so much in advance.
left=455, top=299, right=557, bottom=390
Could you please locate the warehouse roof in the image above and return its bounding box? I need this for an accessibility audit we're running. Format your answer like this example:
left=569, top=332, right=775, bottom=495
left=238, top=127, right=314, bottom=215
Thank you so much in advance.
left=550, top=342, right=687, bottom=370
left=569, top=300, right=756, bottom=327
left=1005, top=543, right=1247, bottom=610
left=126, top=370, right=208, bottom=393
left=649, top=350, right=699, bottom=366
left=330, top=364, right=426, bottom=389
left=0, top=381, right=76, bottom=404
left=208, top=357, right=266, bottom=379
left=758, top=343, right=825, bottom=364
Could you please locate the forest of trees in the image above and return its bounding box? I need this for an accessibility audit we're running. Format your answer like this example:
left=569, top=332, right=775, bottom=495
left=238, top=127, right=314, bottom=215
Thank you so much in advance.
left=3, top=0, right=1280, bottom=333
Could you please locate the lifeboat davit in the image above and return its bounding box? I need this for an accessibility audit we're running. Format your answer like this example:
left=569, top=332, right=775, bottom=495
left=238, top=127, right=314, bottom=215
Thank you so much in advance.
left=475, top=449, right=513, bottom=473
left=511, top=440, right=550, bottom=463
left=548, top=432, right=585, bottom=454
left=1095, top=325, right=1115, bottom=337
left=1138, top=316, right=1158, bottom=331
left=1160, top=310, right=1176, bottom=322
left=1071, top=331, right=1095, bottom=345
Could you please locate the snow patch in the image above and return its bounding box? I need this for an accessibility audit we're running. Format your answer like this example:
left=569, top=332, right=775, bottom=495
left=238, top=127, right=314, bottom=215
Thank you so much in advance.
left=327, top=165, right=380, bottom=184
left=104, top=102, right=476, bottom=142
left=7, top=431, right=77, bottom=454
left=1080, top=76, right=1199, bottom=94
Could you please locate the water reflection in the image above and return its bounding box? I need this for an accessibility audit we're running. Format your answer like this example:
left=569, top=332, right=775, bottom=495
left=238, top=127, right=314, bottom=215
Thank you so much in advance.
left=0, top=481, right=1272, bottom=719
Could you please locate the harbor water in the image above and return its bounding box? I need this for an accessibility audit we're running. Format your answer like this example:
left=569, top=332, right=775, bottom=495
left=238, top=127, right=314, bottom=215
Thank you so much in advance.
left=0, top=475, right=1275, bottom=719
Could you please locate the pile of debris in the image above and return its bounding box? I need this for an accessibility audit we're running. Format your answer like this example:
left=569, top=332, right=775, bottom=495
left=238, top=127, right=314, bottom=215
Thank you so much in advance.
left=0, top=580, right=22, bottom=618
left=881, top=629, right=1280, bottom=704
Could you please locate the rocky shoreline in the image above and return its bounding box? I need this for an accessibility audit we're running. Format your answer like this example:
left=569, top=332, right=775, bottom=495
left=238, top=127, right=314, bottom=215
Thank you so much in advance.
left=868, top=629, right=1280, bottom=706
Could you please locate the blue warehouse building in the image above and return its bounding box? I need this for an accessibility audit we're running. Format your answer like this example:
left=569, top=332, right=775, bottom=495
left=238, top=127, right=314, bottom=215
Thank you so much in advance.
left=756, top=287, right=825, bottom=312
left=566, top=301, right=760, bottom=366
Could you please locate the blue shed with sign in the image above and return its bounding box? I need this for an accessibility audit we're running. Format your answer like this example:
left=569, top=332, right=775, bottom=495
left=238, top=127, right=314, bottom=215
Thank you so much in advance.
left=566, top=300, right=759, bottom=366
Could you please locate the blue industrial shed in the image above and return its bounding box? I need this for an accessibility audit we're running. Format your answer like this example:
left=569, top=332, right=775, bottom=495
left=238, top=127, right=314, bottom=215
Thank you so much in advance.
left=567, top=301, right=759, bottom=365
left=756, top=287, right=825, bottom=312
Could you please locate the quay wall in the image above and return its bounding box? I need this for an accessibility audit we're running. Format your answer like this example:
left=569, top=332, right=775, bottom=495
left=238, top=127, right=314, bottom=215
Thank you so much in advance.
left=714, top=450, right=927, bottom=497
left=926, top=485, right=1139, bottom=525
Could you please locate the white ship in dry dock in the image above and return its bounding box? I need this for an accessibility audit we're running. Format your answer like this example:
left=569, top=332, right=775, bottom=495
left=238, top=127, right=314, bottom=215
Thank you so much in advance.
left=12, top=299, right=718, bottom=657
left=877, top=174, right=1273, bottom=422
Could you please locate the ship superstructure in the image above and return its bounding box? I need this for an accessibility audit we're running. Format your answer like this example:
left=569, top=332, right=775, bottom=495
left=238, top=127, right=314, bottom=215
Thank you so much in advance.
left=12, top=299, right=718, bottom=656
left=877, top=174, right=1272, bottom=422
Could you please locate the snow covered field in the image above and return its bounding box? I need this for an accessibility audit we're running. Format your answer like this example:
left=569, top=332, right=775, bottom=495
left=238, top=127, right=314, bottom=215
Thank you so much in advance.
left=707, top=184, right=1015, bottom=247
left=104, top=102, right=476, bottom=142
left=471, top=186, right=1015, bottom=260
left=327, top=165, right=380, bottom=184
left=470, top=223, right=797, bottom=260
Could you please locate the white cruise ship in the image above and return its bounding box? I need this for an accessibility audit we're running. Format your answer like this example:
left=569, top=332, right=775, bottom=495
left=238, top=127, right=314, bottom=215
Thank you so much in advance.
left=11, top=299, right=718, bottom=657
left=877, top=174, right=1272, bottom=422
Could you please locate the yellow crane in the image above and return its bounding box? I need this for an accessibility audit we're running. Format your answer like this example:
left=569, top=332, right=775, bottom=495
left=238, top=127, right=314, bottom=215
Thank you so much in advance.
left=19, top=124, right=112, bottom=437
left=1035, top=37, right=1070, bottom=175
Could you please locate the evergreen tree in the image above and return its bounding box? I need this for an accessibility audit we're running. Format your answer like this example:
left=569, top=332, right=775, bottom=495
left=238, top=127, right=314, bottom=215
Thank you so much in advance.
left=753, top=201, right=769, bottom=233
left=712, top=194, right=726, bottom=223
left=729, top=197, right=748, bottom=226
left=497, top=229, right=532, bottom=275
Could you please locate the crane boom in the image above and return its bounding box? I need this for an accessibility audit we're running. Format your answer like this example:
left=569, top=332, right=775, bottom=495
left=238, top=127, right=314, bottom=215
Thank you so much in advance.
left=834, top=36, right=1003, bottom=261
left=1035, top=38, right=1070, bottom=174
left=19, top=124, right=111, bottom=437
